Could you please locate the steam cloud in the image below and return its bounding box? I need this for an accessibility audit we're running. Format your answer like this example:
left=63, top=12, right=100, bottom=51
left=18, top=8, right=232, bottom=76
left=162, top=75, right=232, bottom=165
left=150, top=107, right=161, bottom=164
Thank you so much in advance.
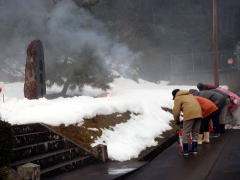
left=0, top=0, right=139, bottom=80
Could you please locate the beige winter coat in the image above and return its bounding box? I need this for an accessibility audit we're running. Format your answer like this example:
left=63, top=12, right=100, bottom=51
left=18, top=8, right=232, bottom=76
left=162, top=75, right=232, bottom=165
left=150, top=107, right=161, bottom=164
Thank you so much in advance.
left=173, top=90, right=202, bottom=121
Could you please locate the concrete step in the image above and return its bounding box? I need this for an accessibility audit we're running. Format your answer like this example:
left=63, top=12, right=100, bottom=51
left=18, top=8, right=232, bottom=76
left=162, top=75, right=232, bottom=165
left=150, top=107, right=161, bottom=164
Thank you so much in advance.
left=11, top=123, right=101, bottom=177
left=15, top=131, right=61, bottom=147
left=15, top=130, right=50, bottom=138
left=12, top=123, right=48, bottom=135
left=11, top=148, right=77, bottom=167
left=13, top=139, right=64, bottom=151
left=40, top=156, right=92, bottom=175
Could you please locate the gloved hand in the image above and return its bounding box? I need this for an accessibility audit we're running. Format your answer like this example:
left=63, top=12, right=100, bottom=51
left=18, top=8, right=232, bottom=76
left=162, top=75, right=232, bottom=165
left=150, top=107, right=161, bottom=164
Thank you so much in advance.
left=176, top=119, right=181, bottom=125
left=233, top=99, right=238, bottom=105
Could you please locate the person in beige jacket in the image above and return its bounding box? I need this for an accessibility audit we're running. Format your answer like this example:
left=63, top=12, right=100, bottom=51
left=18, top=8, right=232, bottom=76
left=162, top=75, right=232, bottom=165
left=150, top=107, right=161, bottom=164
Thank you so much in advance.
left=172, top=89, right=202, bottom=155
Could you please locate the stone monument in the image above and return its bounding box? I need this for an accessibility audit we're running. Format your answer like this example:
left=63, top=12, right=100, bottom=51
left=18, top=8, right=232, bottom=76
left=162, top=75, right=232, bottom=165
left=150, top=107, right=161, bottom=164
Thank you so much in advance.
left=24, top=40, right=46, bottom=99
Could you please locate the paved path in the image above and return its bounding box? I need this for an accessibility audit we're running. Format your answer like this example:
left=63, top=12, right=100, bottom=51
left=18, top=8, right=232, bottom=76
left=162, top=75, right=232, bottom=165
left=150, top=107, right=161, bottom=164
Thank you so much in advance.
left=43, top=161, right=146, bottom=180
left=124, top=130, right=240, bottom=180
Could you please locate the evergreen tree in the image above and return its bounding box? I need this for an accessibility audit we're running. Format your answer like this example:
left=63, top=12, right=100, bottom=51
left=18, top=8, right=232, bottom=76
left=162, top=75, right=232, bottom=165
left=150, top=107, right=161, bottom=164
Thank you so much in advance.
left=46, top=46, right=113, bottom=95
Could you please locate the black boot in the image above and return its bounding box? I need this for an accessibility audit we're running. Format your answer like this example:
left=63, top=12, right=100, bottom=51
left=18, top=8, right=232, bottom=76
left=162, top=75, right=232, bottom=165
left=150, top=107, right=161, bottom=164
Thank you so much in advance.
left=191, top=141, right=198, bottom=154
left=183, top=143, right=189, bottom=156
left=220, top=124, right=225, bottom=134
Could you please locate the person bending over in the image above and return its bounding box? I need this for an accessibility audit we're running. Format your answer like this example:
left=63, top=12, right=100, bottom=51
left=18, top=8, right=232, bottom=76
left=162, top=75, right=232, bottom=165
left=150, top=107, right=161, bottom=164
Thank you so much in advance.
left=192, top=95, right=219, bottom=144
left=172, top=89, right=202, bottom=155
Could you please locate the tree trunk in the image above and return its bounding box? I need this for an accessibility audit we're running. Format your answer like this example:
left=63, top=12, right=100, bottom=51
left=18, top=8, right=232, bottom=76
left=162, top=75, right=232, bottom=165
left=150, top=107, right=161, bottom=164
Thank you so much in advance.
left=61, top=81, right=70, bottom=96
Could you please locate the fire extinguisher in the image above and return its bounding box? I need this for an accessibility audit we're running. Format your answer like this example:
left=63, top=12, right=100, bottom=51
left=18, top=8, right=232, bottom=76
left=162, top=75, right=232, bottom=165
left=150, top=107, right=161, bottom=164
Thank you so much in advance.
left=209, top=119, right=214, bottom=133
left=178, top=129, right=183, bottom=152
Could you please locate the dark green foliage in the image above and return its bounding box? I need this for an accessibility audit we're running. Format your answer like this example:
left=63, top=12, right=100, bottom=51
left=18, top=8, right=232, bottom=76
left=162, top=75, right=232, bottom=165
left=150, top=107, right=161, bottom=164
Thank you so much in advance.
left=92, top=0, right=240, bottom=85
left=46, top=46, right=113, bottom=95
left=0, top=119, right=15, bottom=167
left=74, top=0, right=100, bottom=13
left=94, top=0, right=212, bottom=52
left=0, top=166, right=12, bottom=180
left=94, top=0, right=240, bottom=52
left=93, top=0, right=213, bottom=82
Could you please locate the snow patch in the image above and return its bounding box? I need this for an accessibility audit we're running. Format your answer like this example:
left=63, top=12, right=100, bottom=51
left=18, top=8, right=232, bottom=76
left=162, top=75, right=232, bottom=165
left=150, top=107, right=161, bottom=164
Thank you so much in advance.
left=0, top=78, right=196, bottom=161
left=88, top=128, right=99, bottom=131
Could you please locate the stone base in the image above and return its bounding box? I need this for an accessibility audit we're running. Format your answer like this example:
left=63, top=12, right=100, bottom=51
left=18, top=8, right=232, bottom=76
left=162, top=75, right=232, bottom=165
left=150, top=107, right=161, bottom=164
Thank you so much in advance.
left=17, top=163, right=40, bottom=180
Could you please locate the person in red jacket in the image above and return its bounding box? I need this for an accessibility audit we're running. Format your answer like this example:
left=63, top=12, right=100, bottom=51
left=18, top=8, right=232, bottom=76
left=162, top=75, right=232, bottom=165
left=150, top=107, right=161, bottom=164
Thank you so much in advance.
left=192, top=95, right=219, bottom=144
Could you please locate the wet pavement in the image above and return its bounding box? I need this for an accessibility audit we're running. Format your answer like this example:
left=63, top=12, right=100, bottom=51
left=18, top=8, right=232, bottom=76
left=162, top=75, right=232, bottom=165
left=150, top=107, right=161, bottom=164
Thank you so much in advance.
left=43, top=161, right=146, bottom=180
left=43, top=130, right=240, bottom=180
left=125, top=130, right=240, bottom=180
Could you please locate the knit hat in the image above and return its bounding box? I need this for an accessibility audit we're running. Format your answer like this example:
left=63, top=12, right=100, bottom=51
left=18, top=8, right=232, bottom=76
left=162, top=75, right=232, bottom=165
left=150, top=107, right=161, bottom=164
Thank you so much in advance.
left=197, top=83, right=206, bottom=91
left=189, top=89, right=199, bottom=96
left=172, top=89, right=180, bottom=100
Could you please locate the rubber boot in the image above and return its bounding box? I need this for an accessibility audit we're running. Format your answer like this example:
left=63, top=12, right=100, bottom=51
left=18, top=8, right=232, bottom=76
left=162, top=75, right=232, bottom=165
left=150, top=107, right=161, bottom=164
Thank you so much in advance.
left=210, top=132, right=220, bottom=138
left=191, top=141, right=198, bottom=154
left=183, top=143, right=189, bottom=156
left=202, top=132, right=210, bottom=143
left=198, top=134, right=203, bottom=145
left=220, top=124, right=225, bottom=134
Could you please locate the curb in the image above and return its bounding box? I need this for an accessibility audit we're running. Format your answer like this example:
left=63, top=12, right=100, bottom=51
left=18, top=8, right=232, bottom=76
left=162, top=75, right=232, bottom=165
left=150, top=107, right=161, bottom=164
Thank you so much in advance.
left=138, top=134, right=178, bottom=161
left=114, top=134, right=178, bottom=179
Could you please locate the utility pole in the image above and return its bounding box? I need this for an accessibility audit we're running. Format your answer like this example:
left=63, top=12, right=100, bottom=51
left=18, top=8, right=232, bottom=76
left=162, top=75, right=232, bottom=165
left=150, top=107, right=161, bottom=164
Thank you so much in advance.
left=212, top=0, right=220, bottom=86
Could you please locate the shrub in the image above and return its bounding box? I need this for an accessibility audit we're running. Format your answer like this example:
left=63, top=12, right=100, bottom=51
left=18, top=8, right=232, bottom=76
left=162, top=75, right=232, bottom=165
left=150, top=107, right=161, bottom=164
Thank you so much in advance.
left=0, top=166, right=12, bottom=180
left=0, top=119, right=15, bottom=167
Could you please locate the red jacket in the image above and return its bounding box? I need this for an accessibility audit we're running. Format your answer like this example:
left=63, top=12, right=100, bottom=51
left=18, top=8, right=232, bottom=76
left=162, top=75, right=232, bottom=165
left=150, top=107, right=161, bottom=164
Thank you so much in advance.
left=194, top=96, right=218, bottom=118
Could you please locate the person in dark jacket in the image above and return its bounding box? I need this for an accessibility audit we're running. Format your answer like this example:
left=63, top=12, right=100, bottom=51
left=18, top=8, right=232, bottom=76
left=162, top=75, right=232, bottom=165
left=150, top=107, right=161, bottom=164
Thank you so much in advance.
left=197, top=83, right=230, bottom=133
left=189, top=89, right=227, bottom=137
left=189, top=89, right=226, bottom=109
left=197, top=83, right=217, bottom=91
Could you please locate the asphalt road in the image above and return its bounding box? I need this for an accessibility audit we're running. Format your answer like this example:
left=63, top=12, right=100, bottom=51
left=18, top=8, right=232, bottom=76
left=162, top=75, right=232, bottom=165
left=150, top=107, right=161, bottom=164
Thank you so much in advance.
left=124, top=130, right=240, bottom=180
left=43, top=161, right=146, bottom=180
left=43, top=130, right=240, bottom=180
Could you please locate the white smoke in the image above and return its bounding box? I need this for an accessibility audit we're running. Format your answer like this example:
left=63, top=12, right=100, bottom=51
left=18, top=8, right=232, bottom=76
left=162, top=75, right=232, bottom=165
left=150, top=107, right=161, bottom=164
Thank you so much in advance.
left=234, top=42, right=240, bottom=70
left=0, top=0, right=139, bottom=79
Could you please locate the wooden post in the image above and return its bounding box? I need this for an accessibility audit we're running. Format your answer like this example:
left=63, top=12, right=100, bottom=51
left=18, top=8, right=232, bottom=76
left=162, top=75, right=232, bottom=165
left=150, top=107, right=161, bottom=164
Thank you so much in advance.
left=212, top=0, right=220, bottom=86
left=93, top=144, right=108, bottom=162
left=17, top=163, right=40, bottom=180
